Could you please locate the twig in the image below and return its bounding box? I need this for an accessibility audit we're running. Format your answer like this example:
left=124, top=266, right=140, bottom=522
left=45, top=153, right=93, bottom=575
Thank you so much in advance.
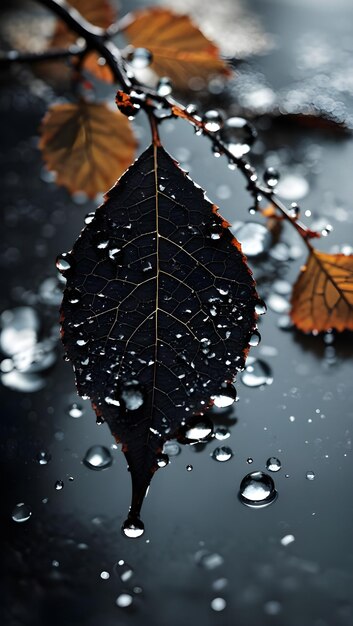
left=0, top=45, right=86, bottom=67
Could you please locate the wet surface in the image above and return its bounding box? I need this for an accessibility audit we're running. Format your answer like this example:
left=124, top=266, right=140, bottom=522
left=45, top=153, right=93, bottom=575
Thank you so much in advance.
left=1, top=0, right=353, bottom=625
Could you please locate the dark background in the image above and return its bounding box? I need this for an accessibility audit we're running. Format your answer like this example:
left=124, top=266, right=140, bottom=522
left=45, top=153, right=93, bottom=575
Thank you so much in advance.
left=1, top=0, right=353, bottom=625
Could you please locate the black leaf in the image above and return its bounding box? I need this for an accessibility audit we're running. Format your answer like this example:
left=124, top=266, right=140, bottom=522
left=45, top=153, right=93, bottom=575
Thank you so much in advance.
left=60, top=144, right=259, bottom=536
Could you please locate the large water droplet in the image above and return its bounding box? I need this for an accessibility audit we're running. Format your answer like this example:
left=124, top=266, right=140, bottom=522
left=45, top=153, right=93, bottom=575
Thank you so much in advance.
left=241, top=357, right=273, bottom=387
left=220, top=116, right=256, bottom=157
left=212, top=446, right=233, bottom=462
left=83, top=446, right=113, bottom=470
left=12, top=502, right=32, bottom=523
left=203, top=109, right=224, bottom=132
left=127, top=47, right=153, bottom=69
left=212, top=384, right=237, bottom=408
left=232, top=222, right=271, bottom=257
left=122, top=517, right=145, bottom=538
left=239, top=471, right=277, bottom=507
left=266, top=457, right=281, bottom=472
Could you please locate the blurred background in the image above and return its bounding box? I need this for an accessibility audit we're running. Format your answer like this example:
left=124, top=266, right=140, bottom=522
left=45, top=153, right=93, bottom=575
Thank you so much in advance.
left=1, top=0, right=353, bottom=625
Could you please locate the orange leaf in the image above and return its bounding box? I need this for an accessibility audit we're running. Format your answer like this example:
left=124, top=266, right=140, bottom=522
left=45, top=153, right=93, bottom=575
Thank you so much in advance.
left=83, top=51, right=114, bottom=83
left=121, top=8, right=231, bottom=89
left=50, top=0, right=116, bottom=48
left=39, top=101, right=137, bottom=198
left=290, top=250, right=353, bottom=332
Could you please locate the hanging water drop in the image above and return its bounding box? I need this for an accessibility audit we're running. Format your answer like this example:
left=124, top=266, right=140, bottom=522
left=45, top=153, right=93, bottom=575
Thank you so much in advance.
left=266, top=457, right=281, bottom=472
left=12, top=502, right=32, bottom=523
left=249, top=330, right=261, bottom=347
left=122, top=516, right=145, bottom=538
left=83, top=445, right=113, bottom=470
left=212, top=446, right=233, bottom=462
left=126, top=47, right=153, bottom=69
left=239, top=471, right=277, bottom=507
left=255, top=299, right=267, bottom=315
left=55, top=253, right=71, bottom=273
left=203, top=110, right=224, bottom=132
left=220, top=116, right=257, bottom=157
left=264, top=167, right=280, bottom=188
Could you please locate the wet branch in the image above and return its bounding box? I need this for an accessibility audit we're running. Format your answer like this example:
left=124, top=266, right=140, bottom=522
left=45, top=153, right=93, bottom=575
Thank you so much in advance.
left=0, top=45, right=86, bottom=67
left=25, top=0, right=319, bottom=244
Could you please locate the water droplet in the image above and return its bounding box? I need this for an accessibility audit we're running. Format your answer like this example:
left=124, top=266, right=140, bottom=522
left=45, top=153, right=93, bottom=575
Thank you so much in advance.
left=115, top=560, right=134, bottom=582
left=36, top=451, right=51, bottom=465
left=122, top=517, right=145, bottom=538
left=276, top=173, right=309, bottom=200
left=212, top=446, right=233, bottom=462
left=264, top=167, right=280, bottom=188
left=116, top=593, right=133, bottom=608
left=220, top=116, right=256, bottom=157
left=186, top=464, right=193, bottom=472
left=55, top=253, right=71, bottom=273
left=255, top=299, right=267, bottom=315
left=163, top=441, right=181, bottom=456
left=266, top=457, right=281, bottom=472
left=232, top=222, right=271, bottom=257
left=215, top=427, right=230, bottom=441
left=157, top=76, right=172, bottom=96
left=156, top=454, right=169, bottom=468
left=12, top=502, right=32, bottom=523
left=55, top=480, right=64, bottom=491
left=67, top=402, right=83, bottom=418
left=121, top=381, right=144, bottom=410
left=212, top=384, right=237, bottom=408
left=280, top=534, right=295, bottom=546
left=195, top=550, right=224, bottom=569
left=306, top=471, right=315, bottom=481
left=1, top=370, right=46, bottom=392
left=203, top=109, right=224, bottom=132
left=273, top=279, right=292, bottom=296
left=127, top=47, right=153, bottom=69
left=0, top=307, right=39, bottom=356
left=83, top=446, right=113, bottom=470
left=239, top=471, right=277, bottom=507
left=211, top=597, right=226, bottom=612
left=84, top=212, right=95, bottom=225
left=246, top=457, right=253, bottom=464
left=181, top=417, right=213, bottom=443
left=209, top=221, right=223, bottom=240
left=100, top=571, right=110, bottom=580
left=241, top=357, right=273, bottom=387
left=267, top=293, right=290, bottom=314
left=249, top=331, right=261, bottom=347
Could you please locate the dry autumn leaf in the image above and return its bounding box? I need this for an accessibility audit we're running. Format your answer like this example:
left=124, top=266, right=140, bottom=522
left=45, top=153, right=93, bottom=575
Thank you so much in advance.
left=121, top=7, right=231, bottom=89
left=39, top=101, right=137, bottom=198
left=290, top=250, right=353, bottom=332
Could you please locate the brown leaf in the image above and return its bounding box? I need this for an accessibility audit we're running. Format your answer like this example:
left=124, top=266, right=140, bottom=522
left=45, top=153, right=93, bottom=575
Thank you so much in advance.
left=39, top=101, right=137, bottom=198
left=50, top=0, right=116, bottom=48
left=121, top=8, right=231, bottom=89
left=291, top=250, right=353, bottom=332
left=83, top=51, right=114, bottom=83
